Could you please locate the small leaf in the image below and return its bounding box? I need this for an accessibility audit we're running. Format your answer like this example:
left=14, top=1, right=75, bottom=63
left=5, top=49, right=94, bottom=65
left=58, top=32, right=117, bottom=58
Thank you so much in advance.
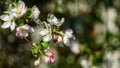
left=31, top=47, right=38, bottom=54
left=41, top=41, right=48, bottom=47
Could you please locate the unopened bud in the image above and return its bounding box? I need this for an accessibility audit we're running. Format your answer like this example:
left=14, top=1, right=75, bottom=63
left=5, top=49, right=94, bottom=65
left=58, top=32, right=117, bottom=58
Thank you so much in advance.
left=57, top=36, right=63, bottom=43
left=53, top=34, right=58, bottom=40
left=34, top=59, right=40, bottom=66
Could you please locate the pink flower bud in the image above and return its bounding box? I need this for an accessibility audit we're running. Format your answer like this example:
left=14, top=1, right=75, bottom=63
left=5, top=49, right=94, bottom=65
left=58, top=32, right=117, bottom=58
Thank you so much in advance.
left=53, top=34, right=58, bottom=40
left=44, top=51, right=55, bottom=63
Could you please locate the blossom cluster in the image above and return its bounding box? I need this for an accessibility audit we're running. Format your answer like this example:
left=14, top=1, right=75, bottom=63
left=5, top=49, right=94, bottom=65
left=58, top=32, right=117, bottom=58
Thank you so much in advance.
left=0, top=0, right=76, bottom=66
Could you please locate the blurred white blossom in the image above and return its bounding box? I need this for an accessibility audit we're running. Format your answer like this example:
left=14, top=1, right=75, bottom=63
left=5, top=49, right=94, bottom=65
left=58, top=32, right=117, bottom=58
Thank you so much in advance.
left=30, top=5, right=40, bottom=24
left=63, top=28, right=75, bottom=46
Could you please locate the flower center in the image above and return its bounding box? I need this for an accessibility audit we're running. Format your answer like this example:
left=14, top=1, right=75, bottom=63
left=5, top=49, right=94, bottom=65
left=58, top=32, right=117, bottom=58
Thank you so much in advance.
left=45, top=29, right=49, bottom=34
left=8, top=18, right=12, bottom=23
left=21, top=28, right=26, bottom=33
left=16, top=9, right=21, bottom=14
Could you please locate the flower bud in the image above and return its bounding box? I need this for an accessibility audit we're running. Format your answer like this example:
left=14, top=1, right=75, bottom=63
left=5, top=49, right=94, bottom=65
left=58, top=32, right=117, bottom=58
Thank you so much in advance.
left=34, top=59, right=40, bottom=66
left=53, top=34, right=58, bottom=40
left=57, top=36, right=63, bottom=43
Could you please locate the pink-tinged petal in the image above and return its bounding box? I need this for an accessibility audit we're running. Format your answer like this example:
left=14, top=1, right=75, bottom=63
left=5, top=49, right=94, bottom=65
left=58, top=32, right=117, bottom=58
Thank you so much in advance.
left=16, top=27, right=21, bottom=31
left=49, top=14, right=64, bottom=26
left=21, top=7, right=27, bottom=16
left=22, top=24, right=29, bottom=29
left=18, top=1, right=25, bottom=10
left=1, top=22, right=11, bottom=28
left=10, top=21, right=15, bottom=31
left=16, top=32, right=19, bottom=37
left=31, top=5, right=40, bottom=19
left=65, top=28, right=73, bottom=34
left=0, top=15, right=9, bottom=21
left=47, top=51, right=54, bottom=56
left=44, top=56, right=50, bottom=63
left=50, top=14, right=58, bottom=24
left=16, top=31, right=24, bottom=39
left=23, top=32, right=29, bottom=37
left=50, top=57, right=55, bottom=63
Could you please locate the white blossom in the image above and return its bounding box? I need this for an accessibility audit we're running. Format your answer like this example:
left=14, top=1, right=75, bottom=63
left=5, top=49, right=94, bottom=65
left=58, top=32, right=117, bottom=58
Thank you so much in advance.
left=39, top=22, right=52, bottom=42
left=0, top=14, right=15, bottom=31
left=16, top=24, right=34, bottom=38
left=9, top=1, right=27, bottom=18
left=48, top=14, right=64, bottom=26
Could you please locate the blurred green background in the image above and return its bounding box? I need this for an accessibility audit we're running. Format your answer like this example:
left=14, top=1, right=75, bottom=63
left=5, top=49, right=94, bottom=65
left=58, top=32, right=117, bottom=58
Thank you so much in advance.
left=0, top=0, right=120, bottom=68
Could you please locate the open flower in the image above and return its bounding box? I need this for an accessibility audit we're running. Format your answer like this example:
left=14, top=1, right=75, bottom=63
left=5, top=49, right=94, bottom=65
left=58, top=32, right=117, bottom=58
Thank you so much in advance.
left=48, top=14, right=64, bottom=26
left=0, top=14, right=15, bottom=31
left=39, top=22, right=52, bottom=42
left=9, top=1, right=27, bottom=18
left=44, top=51, right=55, bottom=63
left=30, top=5, right=40, bottom=24
left=16, top=24, right=34, bottom=38
left=63, top=28, right=75, bottom=46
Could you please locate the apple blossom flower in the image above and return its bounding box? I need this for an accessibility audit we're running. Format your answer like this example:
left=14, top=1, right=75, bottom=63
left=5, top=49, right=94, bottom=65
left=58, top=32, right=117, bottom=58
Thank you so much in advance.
left=63, top=28, right=75, bottom=46
left=16, top=24, right=34, bottom=38
left=44, top=51, right=55, bottom=63
left=39, top=22, right=52, bottom=42
left=0, top=14, right=15, bottom=31
left=48, top=14, right=64, bottom=26
left=30, top=5, right=40, bottom=24
left=8, top=1, right=27, bottom=18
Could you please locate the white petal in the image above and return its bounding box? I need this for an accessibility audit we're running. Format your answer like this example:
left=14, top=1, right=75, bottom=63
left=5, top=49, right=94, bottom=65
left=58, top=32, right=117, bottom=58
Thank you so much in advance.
left=0, top=15, right=9, bottom=21
left=18, top=1, right=25, bottom=10
left=10, top=21, right=15, bottom=31
left=32, top=5, right=40, bottom=19
left=1, top=22, right=11, bottom=28
left=21, top=24, right=29, bottom=30
left=29, top=27, right=34, bottom=32
left=9, top=4, right=14, bottom=9
left=63, top=36, right=70, bottom=46
left=33, top=18, right=40, bottom=24
left=16, top=27, right=21, bottom=31
left=50, top=14, right=58, bottom=24
left=39, top=28, right=48, bottom=36
left=21, top=7, right=27, bottom=16
left=11, top=8, right=17, bottom=13
left=43, top=34, right=52, bottom=42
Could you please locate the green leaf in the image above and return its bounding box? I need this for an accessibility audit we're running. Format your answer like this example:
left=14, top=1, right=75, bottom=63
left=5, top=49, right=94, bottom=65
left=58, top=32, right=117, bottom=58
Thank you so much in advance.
left=31, top=47, right=38, bottom=54
left=14, top=0, right=19, bottom=3
left=41, top=42, right=48, bottom=47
